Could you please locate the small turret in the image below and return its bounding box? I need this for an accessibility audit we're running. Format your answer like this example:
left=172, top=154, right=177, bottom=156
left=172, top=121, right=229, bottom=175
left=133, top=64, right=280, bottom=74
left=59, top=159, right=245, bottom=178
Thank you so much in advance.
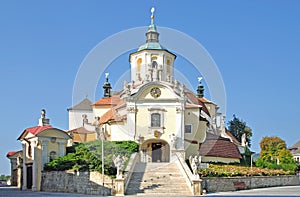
left=103, top=73, right=112, bottom=98
left=197, top=77, right=204, bottom=98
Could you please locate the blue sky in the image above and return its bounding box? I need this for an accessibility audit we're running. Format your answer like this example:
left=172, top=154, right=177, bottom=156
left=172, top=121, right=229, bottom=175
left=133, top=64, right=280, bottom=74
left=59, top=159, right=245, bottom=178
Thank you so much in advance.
left=1, top=1, right=300, bottom=175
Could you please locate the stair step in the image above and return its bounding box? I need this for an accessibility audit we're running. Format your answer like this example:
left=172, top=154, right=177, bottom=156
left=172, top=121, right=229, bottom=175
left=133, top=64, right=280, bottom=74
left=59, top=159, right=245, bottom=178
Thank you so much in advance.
left=126, top=161, right=191, bottom=195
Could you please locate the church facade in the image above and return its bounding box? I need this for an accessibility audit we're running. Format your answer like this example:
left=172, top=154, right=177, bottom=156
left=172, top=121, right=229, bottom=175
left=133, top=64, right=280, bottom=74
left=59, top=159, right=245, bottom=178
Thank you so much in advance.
left=68, top=10, right=239, bottom=163
left=7, top=8, right=243, bottom=192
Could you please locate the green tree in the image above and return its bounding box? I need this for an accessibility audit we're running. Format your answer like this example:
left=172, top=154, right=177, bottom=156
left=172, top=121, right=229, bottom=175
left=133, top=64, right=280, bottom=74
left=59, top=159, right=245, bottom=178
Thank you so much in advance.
left=227, top=114, right=253, bottom=147
left=0, top=175, right=10, bottom=181
left=256, top=136, right=297, bottom=171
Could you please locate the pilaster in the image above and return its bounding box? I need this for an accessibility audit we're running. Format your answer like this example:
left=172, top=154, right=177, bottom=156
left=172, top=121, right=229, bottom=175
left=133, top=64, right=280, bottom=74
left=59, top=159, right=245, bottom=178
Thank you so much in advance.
left=41, top=139, right=49, bottom=169
left=21, top=143, right=27, bottom=190
left=31, top=141, right=37, bottom=191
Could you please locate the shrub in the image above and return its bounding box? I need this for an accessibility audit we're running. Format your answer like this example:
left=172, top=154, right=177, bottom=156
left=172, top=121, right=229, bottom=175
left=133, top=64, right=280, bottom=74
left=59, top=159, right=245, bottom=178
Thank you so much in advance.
left=198, top=164, right=295, bottom=177
left=44, top=140, right=139, bottom=177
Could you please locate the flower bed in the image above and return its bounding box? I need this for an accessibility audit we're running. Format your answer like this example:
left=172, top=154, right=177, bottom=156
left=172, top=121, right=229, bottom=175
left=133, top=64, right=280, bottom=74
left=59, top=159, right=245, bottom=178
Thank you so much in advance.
left=199, top=164, right=295, bottom=177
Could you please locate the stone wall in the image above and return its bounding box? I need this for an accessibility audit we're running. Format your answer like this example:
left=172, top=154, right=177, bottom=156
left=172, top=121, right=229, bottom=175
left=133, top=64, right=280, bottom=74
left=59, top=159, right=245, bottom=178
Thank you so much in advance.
left=202, top=175, right=300, bottom=193
left=41, top=171, right=113, bottom=195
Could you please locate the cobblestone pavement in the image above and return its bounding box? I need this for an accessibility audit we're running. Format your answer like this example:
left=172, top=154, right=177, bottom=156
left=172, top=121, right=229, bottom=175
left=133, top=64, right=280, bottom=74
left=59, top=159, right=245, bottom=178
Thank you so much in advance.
left=1, top=186, right=300, bottom=196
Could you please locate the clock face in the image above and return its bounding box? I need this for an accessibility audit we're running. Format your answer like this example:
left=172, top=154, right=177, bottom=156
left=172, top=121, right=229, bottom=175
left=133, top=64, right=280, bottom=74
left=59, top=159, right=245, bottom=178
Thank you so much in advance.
left=150, top=87, right=161, bottom=98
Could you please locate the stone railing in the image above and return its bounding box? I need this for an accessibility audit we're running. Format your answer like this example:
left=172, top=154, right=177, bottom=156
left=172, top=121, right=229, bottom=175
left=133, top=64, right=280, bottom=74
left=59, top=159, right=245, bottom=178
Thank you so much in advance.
left=202, top=175, right=300, bottom=193
left=175, top=152, right=195, bottom=195
left=123, top=152, right=139, bottom=192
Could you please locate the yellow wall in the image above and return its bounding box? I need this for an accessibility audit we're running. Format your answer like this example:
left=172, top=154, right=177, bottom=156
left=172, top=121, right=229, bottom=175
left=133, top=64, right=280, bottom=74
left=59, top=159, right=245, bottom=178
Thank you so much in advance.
left=184, top=109, right=207, bottom=158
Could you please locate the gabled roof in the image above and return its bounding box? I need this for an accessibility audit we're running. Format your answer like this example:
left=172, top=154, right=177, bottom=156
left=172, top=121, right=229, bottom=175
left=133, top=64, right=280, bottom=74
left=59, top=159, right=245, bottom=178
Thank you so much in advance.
left=199, top=97, right=215, bottom=104
left=6, top=150, right=22, bottom=158
left=17, top=125, right=53, bottom=140
left=289, top=140, right=300, bottom=150
left=68, top=98, right=93, bottom=111
left=289, top=140, right=300, bottom=154
left=199, top=132, right=242, bottom=159
left=224, top=129, right=241, bottom=145
left=17, top=125, right=70, bottom=140
left=93, top=95, right=121, bottom=106
left=67, top=126, right=95, bottom=134
left=99, top=107, right=126, bottom=124
left=185, top=92, right=210, bottom=117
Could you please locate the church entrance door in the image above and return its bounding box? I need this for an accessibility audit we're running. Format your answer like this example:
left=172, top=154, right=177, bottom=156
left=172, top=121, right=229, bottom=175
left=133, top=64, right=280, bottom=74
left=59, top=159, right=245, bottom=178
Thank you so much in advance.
left=26, top=165, right=32, bottom=189
left=140, top=139, right=170, bottom=163
left=152, top=142, right=162, bottom=162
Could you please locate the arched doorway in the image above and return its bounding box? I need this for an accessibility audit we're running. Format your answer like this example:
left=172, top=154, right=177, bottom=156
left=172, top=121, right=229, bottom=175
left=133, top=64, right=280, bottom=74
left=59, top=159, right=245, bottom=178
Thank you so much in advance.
left=140, top=139, right=170, bottom=162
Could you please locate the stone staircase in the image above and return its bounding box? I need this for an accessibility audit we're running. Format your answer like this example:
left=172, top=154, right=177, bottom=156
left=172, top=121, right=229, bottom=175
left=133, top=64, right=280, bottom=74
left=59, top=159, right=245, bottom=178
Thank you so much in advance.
left=126, top=162, right=192, bottom=196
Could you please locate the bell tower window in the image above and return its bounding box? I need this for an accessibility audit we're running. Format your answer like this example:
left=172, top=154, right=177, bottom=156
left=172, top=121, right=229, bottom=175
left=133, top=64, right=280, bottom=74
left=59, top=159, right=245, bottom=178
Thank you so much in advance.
left=152, top=60, right=158, bottom=69
left=137, top=58, right=142, bottom=72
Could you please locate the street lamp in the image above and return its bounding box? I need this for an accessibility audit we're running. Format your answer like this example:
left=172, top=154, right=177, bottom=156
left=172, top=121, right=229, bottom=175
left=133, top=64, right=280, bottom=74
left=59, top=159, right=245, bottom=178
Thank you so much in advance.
left=101, top=127, right=104, bottom=195
left=95, top=117, right=105, bottom=195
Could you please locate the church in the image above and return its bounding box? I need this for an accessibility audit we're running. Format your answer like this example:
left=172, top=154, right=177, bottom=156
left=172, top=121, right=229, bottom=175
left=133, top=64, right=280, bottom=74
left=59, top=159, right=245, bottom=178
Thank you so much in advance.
left=7, top=8, right=243, bottom=192
left=68, top=8, right=241, bottom=164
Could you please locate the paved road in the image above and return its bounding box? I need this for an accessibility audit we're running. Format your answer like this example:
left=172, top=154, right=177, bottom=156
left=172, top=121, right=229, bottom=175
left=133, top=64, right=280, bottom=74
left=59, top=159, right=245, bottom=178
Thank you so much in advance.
left=206, top=185, right=300, bottom=196
left=1, top=186, right=300, bottom=196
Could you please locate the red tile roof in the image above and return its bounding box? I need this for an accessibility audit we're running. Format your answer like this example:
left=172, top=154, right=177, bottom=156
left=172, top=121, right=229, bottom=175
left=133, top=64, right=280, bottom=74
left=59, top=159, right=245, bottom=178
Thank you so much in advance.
left=199, top=132, right=242, bottom=159
left=17, top=125, right=53, bottom=140
left=225, top=129, right=241, bottom=145
left=199, top=97, right=214, bottom=104
left=99, top=108, right=125, bottom=124
left=93, top=95, right=121, bottom=106
left=26, top=125, right=53, bottom=135
left=185, top=92, right=210, bottom=117
left=6, top=150, right=22, bottom=158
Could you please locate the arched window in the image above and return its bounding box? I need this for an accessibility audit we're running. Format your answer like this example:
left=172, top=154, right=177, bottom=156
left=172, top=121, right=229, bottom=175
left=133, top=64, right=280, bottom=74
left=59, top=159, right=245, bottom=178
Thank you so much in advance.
left=166, top=59, right=171, bottom=73
left=151, top=113, right=161, bottom=127
left=137, top=58, right=142, bottom=72
left=49, top=151, right=57, bottom=162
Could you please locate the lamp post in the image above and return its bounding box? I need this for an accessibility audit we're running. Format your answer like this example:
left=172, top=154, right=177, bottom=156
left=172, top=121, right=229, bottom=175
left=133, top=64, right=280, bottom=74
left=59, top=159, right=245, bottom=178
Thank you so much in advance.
left=101, top=127, right=104, bottom=195
left=95, top=117, right=105, bottom=195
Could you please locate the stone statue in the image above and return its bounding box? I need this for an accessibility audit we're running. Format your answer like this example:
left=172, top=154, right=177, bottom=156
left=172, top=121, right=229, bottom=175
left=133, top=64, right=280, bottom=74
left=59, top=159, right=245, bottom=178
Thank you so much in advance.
left=241, top=133, right=247, bottom=147
left=170, top=133, right=177, bottom=149
left=113, top=155, right=124, bottom=178
left=174, top=80, right=179, bottom=89
left=189, top=155, right=200, bottom=179
left=41, top=109, right=46, bottom=119
left=145, top=74, right=150, bottom=82
left=82, top=114, right=88, bottom=125
left=124, top=80, right=131, bottom=96
left=167, top=75, right=171, bottom=82
left=180, top=84, right=185, bottom=97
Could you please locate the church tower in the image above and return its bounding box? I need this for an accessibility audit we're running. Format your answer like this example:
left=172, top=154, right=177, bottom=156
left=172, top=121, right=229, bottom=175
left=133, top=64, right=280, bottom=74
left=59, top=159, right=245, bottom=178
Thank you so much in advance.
left=129, top=8, right=176, bottom=84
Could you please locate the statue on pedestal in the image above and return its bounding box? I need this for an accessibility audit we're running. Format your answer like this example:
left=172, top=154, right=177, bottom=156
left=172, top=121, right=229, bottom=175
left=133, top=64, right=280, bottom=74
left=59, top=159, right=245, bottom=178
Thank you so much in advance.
left=113, top=155, right=124, bottom=179
left=170, top=133, right=177, bottom=150
left=189, top=155, right=200, bottom=179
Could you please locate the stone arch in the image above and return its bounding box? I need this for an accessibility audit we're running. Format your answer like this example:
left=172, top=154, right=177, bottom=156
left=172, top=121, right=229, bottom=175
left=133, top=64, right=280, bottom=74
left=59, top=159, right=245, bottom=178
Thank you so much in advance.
left=140, top=138, right=170, bottom=163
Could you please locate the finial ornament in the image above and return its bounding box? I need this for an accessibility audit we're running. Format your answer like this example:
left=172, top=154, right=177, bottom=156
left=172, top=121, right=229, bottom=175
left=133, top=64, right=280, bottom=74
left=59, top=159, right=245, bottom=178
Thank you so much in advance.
left=198, top=77, right=203, bottom=83
left=151, top=7, right=155, bottom=24
left=105, top=73, right=109, bottom=82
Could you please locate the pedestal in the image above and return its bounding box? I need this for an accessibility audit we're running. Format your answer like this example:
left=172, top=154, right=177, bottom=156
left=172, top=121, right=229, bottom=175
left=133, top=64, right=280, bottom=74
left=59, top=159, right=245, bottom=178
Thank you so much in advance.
left=192, top=179, right=202, bottom=196
left=113, top=178, right=124, bottom=196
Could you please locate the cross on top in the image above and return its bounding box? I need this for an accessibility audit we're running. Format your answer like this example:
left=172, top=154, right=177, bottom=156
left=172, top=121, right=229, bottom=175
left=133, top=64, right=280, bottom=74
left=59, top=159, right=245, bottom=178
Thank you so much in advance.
left=151, top=7, right=155, bottom=24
